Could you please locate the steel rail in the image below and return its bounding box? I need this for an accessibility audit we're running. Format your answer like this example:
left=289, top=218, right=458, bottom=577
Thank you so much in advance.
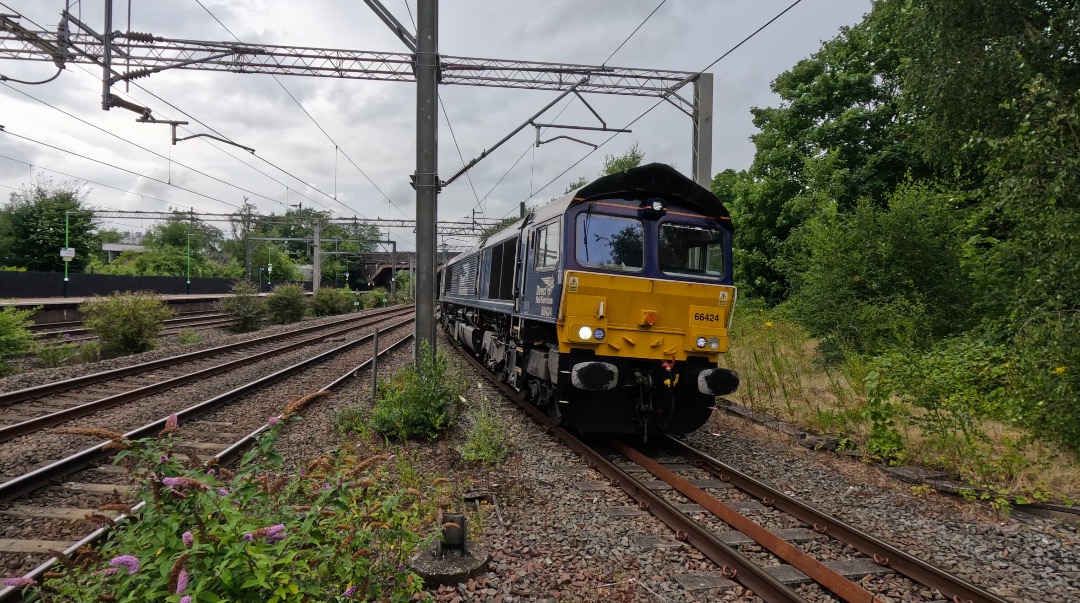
left=662, top=436, right=1009, bottom=603
left=607, top=438, right=880, bottom=603
left=28, top=311, right=221, bottom=333
left=451, top=343, right=809, bottom=603
left=0, top=307, right=413, bottom=443
left=0, top=315, right=414, bottom=502
left=37, top=317, right=237, bottom=343
left=0, top=305, right=410, bottom=406
left=0, top=330, right=415, bottom=603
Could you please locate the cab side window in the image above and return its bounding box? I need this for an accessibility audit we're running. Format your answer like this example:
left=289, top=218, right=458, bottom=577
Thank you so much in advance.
left=533, top=222, right=560, bottom=271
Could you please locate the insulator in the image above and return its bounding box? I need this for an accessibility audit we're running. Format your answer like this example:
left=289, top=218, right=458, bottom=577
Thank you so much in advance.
left=124, top=30, right=156, bottom=43
left=120, top=68, right=154, bottom=81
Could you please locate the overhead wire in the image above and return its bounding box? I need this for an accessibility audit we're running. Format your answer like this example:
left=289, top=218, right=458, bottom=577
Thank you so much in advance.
left=508, top=0, right=808, bottom=217
left=601, top=0, right=668, bottom=67
left=0, top=152, right=173, bottom=208
left=193, top=0, right=407, bottom=222
left=2, top=128, right=242, bottom=208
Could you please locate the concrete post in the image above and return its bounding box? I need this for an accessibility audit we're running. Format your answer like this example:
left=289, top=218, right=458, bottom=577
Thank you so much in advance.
left=312, top=218, right=322, bottom=292
left=692, top=73, right=714, bottom=189
left=414, top=0, right=439, bottom=360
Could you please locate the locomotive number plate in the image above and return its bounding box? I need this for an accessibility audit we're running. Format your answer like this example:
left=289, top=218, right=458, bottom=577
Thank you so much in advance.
left=689, top=305, right=723, bottom=326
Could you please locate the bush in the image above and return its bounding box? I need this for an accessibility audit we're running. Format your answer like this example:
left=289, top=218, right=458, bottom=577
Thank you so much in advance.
left=371, top=343, right=462, bottom=440
left=0, top=306, right=37, bottom=374
left=311, top=287, right=353, bottom=317
left=34, top=417, right=440, bottom=602
left=80, top=292, right=172, bottom=358
left=459, top=388, right=513, bottom=465
left=217, top=280, right=265, bottom=332
left=786, top=183, right=973, bottom=357
left=265, top=283, right=307, bottom=324
left=360, top=288, right=389, bottom=309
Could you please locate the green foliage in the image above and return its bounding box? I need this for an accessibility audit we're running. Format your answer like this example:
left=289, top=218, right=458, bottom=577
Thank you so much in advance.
left=359, top=288, right=389, bottom=310
left=37, top=342, right=80, bottom=368
left=33, top=419, right=436, bottom=603
left=310, top=287, right=353, bottom=317
left=393, top=271, right=412, bottom=303
left=177, top=330, right=202, bottom=345
left=0, top=178, right=98, bottom=273
left=786, top=183, right=972, bottom=357
left=265, top=284, right=307, bottom=325
left=601, top=142, right=644, bottom=175
left=861, top=371, right=906, bottom=465
left=371, top=343, right=462, bottom=441
left=459, top=388, right=513, bottom=465
left=218, top=280, right=265, bottom=333
left=0, top=306, right=37, bottom=374
left=80, top=292, right=173, bottom=358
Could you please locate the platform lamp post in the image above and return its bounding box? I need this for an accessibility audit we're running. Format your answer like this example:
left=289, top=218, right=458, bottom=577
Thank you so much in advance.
left=62, top=211, right=70, bottom=297
left=186, top=233, right=195, bottom=295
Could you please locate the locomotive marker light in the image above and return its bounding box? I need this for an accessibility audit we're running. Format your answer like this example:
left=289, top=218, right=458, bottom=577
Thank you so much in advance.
left=592, top=328, right=606, bottom=341
left=708, top=337, right=721, bottom=350
left=696, top=336, right=708, bottom=348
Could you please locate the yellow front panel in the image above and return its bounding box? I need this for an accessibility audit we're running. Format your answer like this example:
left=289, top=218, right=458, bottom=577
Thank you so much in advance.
left=557, top=271, right=735, bottom=361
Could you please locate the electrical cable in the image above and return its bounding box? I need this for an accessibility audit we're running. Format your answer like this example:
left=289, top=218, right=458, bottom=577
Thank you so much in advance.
left=601, top=0, right=668, bottom=67
left=0, top=68, right=63, bottom=85
left=438, top=94, right=482, bottom=211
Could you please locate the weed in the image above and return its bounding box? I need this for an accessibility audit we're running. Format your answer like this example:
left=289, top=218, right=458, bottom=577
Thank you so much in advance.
left=177, top=330, right=201, bottom=345
left=360, top=288, right=389, bottom=309
left=459, top=387, right=513, bottom=465
left=370, top=342, right=463, bottom=441
left=37, top=342, right=79, bottom=368
left=80, top=292, right=173, bottom=357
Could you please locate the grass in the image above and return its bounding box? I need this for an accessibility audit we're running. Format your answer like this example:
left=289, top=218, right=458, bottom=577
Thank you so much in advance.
left=724, top=303, right=1080, bottom=504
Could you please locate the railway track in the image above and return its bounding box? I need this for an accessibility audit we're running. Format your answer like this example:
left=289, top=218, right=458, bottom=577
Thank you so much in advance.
left=0, top=315, right=415, bottom=597
left=454, top=344, right=1008, bottom=603
left=29, top=311, right=232, bottom=342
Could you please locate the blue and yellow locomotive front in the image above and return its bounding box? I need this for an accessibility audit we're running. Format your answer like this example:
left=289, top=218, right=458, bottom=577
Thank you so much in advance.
left=521, top=164, right=739, bottom=434
left=441, top=163, right=738, bottom=436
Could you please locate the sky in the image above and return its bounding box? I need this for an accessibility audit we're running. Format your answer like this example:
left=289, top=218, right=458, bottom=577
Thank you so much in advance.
left=0, top=0, right=872, bottom=250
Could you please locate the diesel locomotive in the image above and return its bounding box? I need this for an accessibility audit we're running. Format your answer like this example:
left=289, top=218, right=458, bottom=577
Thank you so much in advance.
left=440, top=163, right=739, bottom=435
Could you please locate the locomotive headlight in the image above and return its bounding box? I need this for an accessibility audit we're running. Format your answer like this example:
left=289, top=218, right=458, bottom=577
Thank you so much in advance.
left=695, top=336, right=708, bottom=348
left=593, top=328, right=606, bottom=341
left=578, top=326, right=594, bottom=340
left=708, top=336, right=720, bottom=350
left=651, top=200, right=664, bottom=212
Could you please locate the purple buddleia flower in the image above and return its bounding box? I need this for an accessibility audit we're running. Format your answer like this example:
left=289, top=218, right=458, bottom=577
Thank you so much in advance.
left=343, top=585, right=356, bottom=597
left=265, top=524, right=286, bottom=544
left=218, top=488, right=229, bottom=496
left=175, top=569, right=189, bottom=594
left=180, top=597, right=191, bottom=603
left=182, top=531, right=194, bottom=548
left=2, top=577, right=36, bottom=588
left=109, top=554, right=139, bottom=575
left=267, top=416, right=279, bottom=426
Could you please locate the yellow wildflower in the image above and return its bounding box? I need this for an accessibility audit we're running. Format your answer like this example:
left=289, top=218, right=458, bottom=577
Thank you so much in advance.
left=764, top=321, right=773, bottom=328
left=1053, top=366, right=1066, bottom=375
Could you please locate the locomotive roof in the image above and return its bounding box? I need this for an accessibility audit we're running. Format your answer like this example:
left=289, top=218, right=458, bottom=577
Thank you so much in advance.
left=446, top=164, right=727, bottom=268
left=574, top=163, right=730, bottom=219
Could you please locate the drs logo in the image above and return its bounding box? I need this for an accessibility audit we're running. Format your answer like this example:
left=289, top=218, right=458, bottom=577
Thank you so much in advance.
left=694, top=312, right=720, bottom=322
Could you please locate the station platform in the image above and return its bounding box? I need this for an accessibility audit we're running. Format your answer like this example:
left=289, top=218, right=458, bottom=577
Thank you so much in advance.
left=0, top=293, right=237, bottom=324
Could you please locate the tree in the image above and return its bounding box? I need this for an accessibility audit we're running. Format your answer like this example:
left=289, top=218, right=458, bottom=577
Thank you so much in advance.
left=563, top=143, right=646, bottom=193
left=0, top=178, right=98, bottom=272
left=728, top=9, right=927, bottom=302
